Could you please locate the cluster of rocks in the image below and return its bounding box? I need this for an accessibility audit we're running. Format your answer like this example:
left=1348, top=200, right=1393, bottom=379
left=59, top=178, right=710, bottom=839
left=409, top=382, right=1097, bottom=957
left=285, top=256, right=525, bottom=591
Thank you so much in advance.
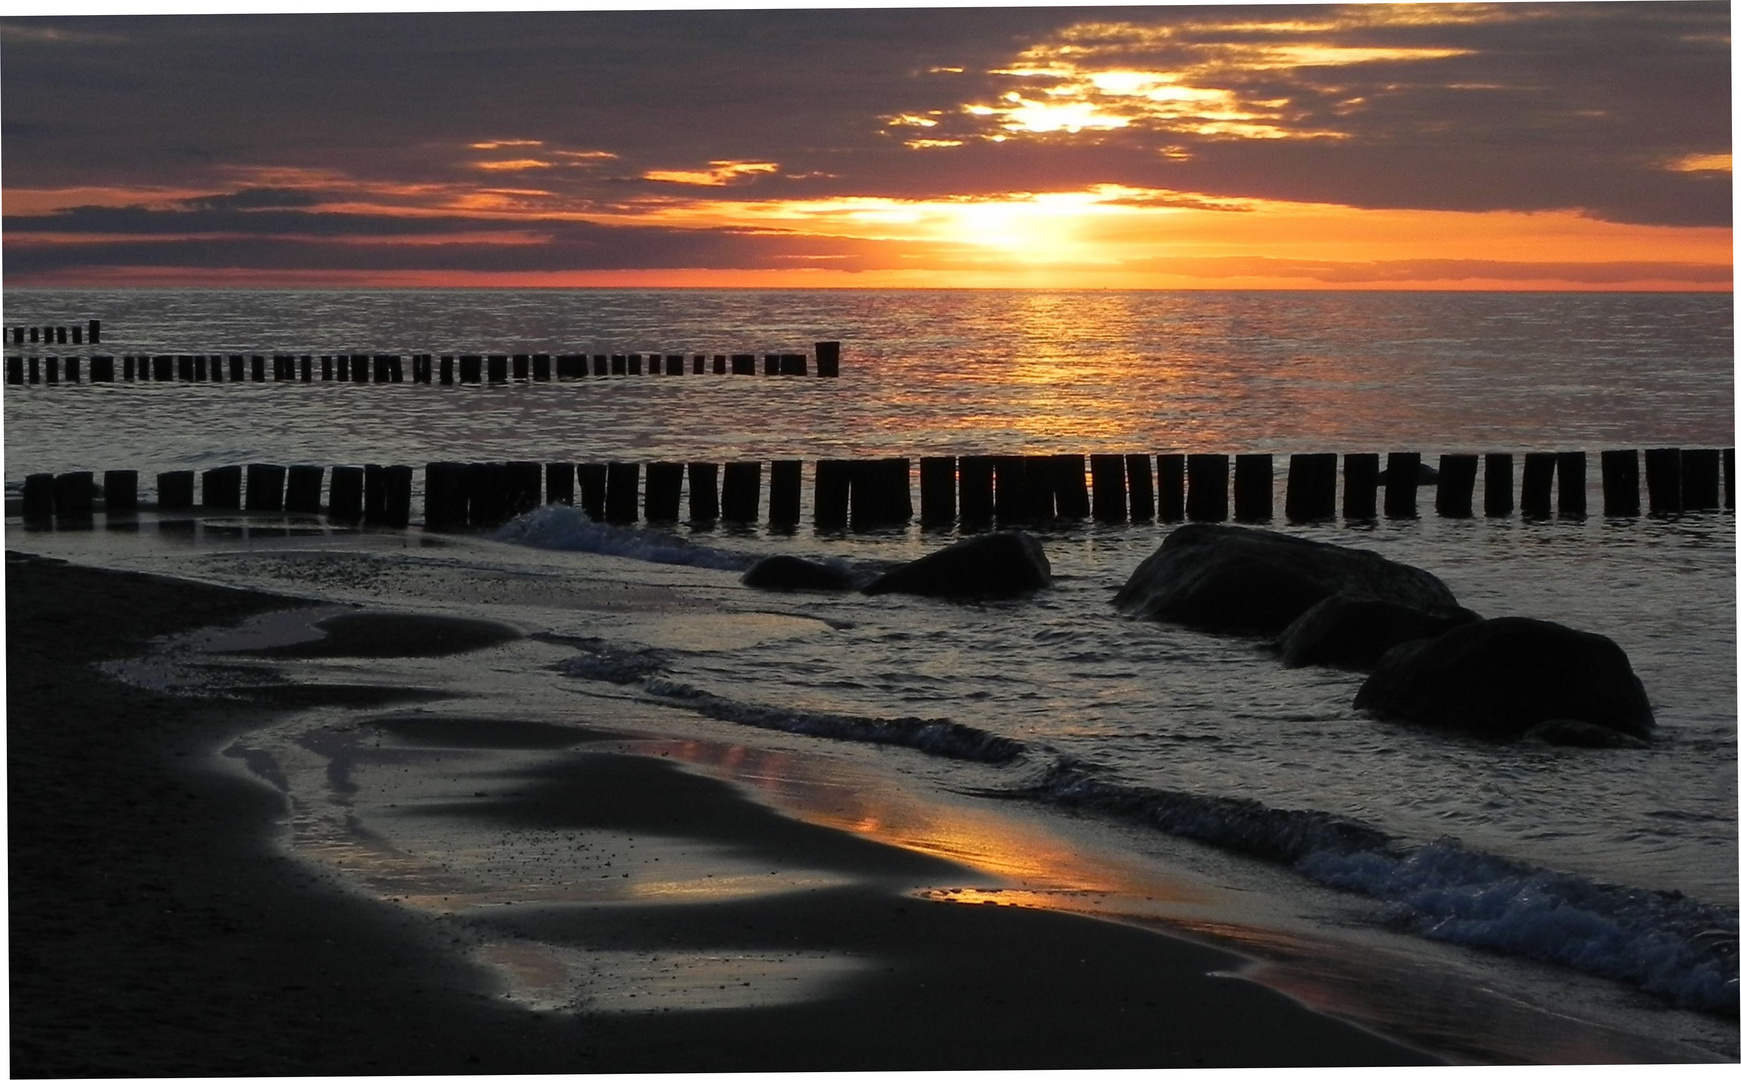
left=740, top=522, right=1654, bottom=748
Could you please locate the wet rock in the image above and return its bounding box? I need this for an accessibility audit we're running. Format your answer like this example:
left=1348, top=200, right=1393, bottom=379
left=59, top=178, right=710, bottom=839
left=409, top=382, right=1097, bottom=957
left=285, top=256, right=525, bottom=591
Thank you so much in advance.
left=1114, top=523, right=1460, bottom=636
left=1354, top=617, right=1654, bottom=741
left=1277, top=594, right=1482, bottom=670
left=1377, top=461, right=1441, bottom=485
left=1523, top=719, right=1651, bottom=750
left=741, top=554, right=855, bottom=592
left=862, top=531, right=1050, bottom=599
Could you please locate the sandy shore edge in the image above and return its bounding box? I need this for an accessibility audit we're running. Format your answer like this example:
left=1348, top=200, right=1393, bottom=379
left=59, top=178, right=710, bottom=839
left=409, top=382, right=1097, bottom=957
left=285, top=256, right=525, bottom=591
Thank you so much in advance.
left=7, top=550, right=1438, bottom=1074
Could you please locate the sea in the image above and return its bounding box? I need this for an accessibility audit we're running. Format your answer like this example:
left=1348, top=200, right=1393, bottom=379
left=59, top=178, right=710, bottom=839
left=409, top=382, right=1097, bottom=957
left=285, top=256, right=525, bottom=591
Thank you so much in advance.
left=3, top=288, right=1736, bottom=1063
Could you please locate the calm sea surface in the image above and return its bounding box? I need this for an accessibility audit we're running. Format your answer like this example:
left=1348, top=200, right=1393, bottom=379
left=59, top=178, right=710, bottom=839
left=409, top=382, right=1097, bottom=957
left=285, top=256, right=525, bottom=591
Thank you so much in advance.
left=4, top=288, right=1736, bottom=1054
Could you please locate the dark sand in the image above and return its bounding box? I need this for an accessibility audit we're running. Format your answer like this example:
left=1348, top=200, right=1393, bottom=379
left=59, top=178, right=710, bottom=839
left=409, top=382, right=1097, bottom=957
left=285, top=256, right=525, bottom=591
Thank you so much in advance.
left=7, top=551, right=1438, bottom=1074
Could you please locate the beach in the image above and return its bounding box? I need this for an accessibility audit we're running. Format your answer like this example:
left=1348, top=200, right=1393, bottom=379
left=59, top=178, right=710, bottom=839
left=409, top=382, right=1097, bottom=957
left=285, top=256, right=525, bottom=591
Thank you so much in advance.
left=7, top=549, right=1453, bottom=1074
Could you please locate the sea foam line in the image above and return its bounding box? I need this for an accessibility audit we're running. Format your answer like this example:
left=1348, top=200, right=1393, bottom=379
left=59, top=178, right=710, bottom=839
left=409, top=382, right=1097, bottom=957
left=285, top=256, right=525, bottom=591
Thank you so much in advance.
left=492, top=504, right=755, bottom=571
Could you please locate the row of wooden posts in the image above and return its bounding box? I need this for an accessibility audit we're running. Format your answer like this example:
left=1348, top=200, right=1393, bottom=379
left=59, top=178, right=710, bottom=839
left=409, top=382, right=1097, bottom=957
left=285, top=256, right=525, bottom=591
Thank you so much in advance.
left=18, top=448, right=1734, bottom=529
left=6, top=321, right=100, bottom=346
left=3, top=342, right=842, bottom=385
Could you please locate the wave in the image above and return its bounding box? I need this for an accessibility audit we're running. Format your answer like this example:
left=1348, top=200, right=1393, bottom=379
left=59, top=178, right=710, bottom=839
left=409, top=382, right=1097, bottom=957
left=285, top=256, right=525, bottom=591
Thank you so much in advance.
left=1020, top=759, right=1738, bottom=1015
left=491, top=504, right=755, bottom=571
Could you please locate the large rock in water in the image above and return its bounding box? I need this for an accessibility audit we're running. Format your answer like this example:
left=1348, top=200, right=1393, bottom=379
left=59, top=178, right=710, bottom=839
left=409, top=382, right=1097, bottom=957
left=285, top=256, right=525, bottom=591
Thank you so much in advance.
left=742, top=554, right=855, bottom=592
left=1353, top=617, right=1654, bottom=741
left=1277, top=595, right=1481, bottom=671
left=1113, top=524, right=1460, bottom=636
left=862, top=531, right=1050, bottom=599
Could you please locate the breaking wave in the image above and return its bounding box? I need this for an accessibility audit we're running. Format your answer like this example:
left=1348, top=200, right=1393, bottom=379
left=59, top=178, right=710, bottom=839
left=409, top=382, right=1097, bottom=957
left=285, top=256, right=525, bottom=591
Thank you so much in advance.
left=491, top=504, right=754, bottom=571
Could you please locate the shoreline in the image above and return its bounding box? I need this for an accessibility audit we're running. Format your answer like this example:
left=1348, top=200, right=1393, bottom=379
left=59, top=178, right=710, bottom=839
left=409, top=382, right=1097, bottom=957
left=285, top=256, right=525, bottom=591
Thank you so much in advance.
left=6, top=550, right=1445, bottom=1073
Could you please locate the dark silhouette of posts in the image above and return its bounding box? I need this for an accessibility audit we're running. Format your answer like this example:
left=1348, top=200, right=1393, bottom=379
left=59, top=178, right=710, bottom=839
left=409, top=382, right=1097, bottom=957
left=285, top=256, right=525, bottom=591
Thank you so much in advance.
left=919, top=455, right=956, bottom=526
left=1125, top=454, right=1154, bottom=521
left=1644, top=448, right=1682, bottom=515
left=1556, top=452, right=1587, bottom=517
left=688, top=462, right=720, bottom=523
left=692, top=355, right=706, bottom=375
left=1600, top=450, right=1639, bottom=516
left=202, top=465, right=242, bottom=509
left=364, top=465, right=388, bottom=524
left=1025, top=456, right=1059, bottom=521
left=730, top=354, right=755, bottom=375
left=815, top=341, right=841, bottom=377
left=722, top=462, right=761, bottom=524
left=53, top=472, right=95, bottom=522
left=1343, top=454, right=1379, bottom=519
left=881, top=458, right=913, bottom=525
left=328, top=466, right=364, bottom=523
left=577, top=464, right=607, bottom=520
left=532, top=354, right=551, bottom=381
left=379, top=465, right=413, bottom=527
left=1435, top=455, right=1479, bottom=517
left=285, top=466, right=324, bottom=515
left=1727, top=449, right=1736, bottom=510
left=813, top=459, right=851, bottom=530
left=958, top=455, right=994, bottom=527
left=6, top=357, right=22, bottom=384
left=712, top=355, right=727, bottom=374
left=1519, top=453, right=1556, bottom=518
left=423, top=463, right=467, bottom=528
left=1383, top=452, right=1420, bottom=518
left=768, top=460, right=802, bottom=529
left=1285, top=453, right=1337, bottom=523
left=157, top=471, right=195, bottom=510
left=993, top=456, right=1028, bottom=522
left=1682, top=449, right=1720, bottom=510
left=645, top=463, right=684, bottom=521
left=604, top=463, right=640, bottom=523
left=103, top=470, right=138, bottom=516
left=1186, top=454, right=1228, bottom=521
left=1484, top=454, right=1513, bottom=516
left=1156, top=454, right=1185, bottom=521
left=629, top=354, right=644, bottom=375
left=591, top=355, right=608, bottom=376
left=460, top=355, right=483, bottom=384
left=21, top=474, right=53, bottom=521
left=505, top=462, right=542, bottom=517
left=512, top=354, right=530, bottom=381
left=488, top=355, right=508, bottom=383
left=245, top=464, right=286, bottom=512
left=1090, top=454, right=1127, bottom=522
left=1234, top=454, right=1273, bottom=522
left=440, top=356, right=454, bottom=384
left=545, top=462, right=575, bottom=505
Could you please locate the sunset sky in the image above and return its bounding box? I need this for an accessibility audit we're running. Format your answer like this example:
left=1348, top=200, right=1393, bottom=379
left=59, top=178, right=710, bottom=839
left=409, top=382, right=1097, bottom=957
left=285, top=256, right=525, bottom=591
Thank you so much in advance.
left=1, top=3, right=1731, bottom=290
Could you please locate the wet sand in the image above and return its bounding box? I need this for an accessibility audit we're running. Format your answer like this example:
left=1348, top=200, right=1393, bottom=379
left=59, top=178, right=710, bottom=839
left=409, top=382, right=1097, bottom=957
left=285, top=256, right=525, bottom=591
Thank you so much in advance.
left=7, top=550, right=1438, bottom=1074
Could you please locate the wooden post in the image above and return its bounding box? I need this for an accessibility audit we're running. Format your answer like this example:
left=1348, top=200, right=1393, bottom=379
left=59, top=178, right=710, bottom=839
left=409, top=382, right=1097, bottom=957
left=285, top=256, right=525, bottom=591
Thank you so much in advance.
left=919, top=455, right=956, bottom=526
left=488, top=355, right=508, bottom=383
left=533, top=354, right=551, bottom=381
left=336, top=355, right=352, bottom=381
left=103, top=470, right=138, bottom=516
left=692, top=354, right=706, bottom=375
left=460, top=355, right=482, bottom=384
left=7, top=356, right=23, bottom=384
left=1556, top=451, right=1587, bottom=517
left=440, top=356, right=454, bottom=385
left=389, top=355, right=404, bottom=383
left=21, top=473, right=53, bottom=519
left=1383, top=452, right=1420, bottom=519
left=1600, top=450, right=1640, bottom=516
left=611, top=354, right=627, bottom=376
left=1156, top=454, right=1185, bottom=521
left=380, top=465, right=411, bottom=527
left=593, top=355, right=609, bottom=376
left=1682, top=448, right=1720, bottom=510
left=55, top=327, right=67, bottom=345
left=880, top=458, right=913, bottom=525
left=722, top=462, right=761, bottom=524
left=1090, top=454, right=1128, bottom=522
left=1186, top=454, right=1229, bottom=521
left=245, top=464, right=286, bottom=512
left=1520, top=452, right=1555, bottom=518
left=249, top=355, right=265, bottom=382
left=422, top=463, right=462, bottom=528
left=177, top=355, right=194, bottom=381
left=26, top=357, right=39, bottom=384
left=644, top=462, right=684, bottom=521
left=1040, top=455, right=1078, bottom=519
left=1284, top=453, right=1336, bottom=523
left=89, top=320, right=100, bottom=345
left=1727, top=448, right=1735, bottom=510
left=763, top=354, right=779, bottom=376
left=152, top=356, right=173, bottom=381
left=545, top=462, right=575, bottom=505
left=1645, top=448, right=1684, bottom=514
left=301, top=355, right=313, bottom=382
left=41, top=357, right=57, bottom=384
left=319, top=356, right=333, bottom=381
left=53, top=472, right=94, bottom=521
left=688, top=462, right=720, bottom=523
left=363, top=465, right=388, bottom=524
left=1484, top=454, right=1514, bottom=517
left=577, top=463, right=608, bottom=520
left=768, top=460, right=802, bottom=528
left=555, top=354, right=580, bottom=379
left=813, top=459, right=851, bottom=530
left=627, top=354, right=643, bottom=375
left=780, top=353, right=808, bottom=376
left=1343, top=454, right=1379, bottom=520
left=512, top=354, right=530, bottom=381
left=1234, top=454, right=1273, bottom=522
left=329, top=466, right=364, bottom=523
left=731, top=354, right=755, bottom=375
left=465, top=463, right=510, bottom=526
left=71, top=326, right=83, bottom=346
left=665, top=354, right=685, bottom=376
left=286, top=465, right=324, bottom=515
left=713, top=354, right=727, bottom=374
left=202, top=465, right=242, bottom=509
left=815, top=341, right=841, bottom=377
left=66, top=356, right=81, bottom=383
left=157, top=471, right=195, bottom=510
left=605, top=462, right=640, bottom=522
left=1125, top=454, right=1155, bottom=522
left=993, top=456, right=1029, bottom=522
left=506, top=461, right=542, bottom=516
left=956, top=456, right=993, bottom=526
left=125, top=356, right=137, bottom=381
left=1435, top=454, right=1479, bottom=517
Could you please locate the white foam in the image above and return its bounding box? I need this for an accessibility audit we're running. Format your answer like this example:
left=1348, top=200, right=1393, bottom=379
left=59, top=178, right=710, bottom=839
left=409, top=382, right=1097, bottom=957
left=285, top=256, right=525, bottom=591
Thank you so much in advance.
left=490, top=504, right=755, bottom=571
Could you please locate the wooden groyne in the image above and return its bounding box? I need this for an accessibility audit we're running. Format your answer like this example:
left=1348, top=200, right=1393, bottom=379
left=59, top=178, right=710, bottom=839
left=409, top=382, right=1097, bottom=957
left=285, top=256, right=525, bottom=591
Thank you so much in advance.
left=6, top=321, right=100, bottom=347
left=3, top=341, right=843, bottom=385
left=15, top=449, right=1734, bottom=530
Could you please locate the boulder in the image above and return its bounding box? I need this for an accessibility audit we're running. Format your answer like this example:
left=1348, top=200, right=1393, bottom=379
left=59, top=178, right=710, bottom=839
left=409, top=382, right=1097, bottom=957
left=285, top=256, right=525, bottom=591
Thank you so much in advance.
left=1114, top=524, right=1460, bottom=636
left=1377, top=461, right=1440, bottom=486
left=1353, top=617, right=1654, bottom=741
left=862, top=531, right=1050, bottom=599
left=1276, top=594, right=1482, bottom=670
left=741, top=554, right=855, bottom=592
